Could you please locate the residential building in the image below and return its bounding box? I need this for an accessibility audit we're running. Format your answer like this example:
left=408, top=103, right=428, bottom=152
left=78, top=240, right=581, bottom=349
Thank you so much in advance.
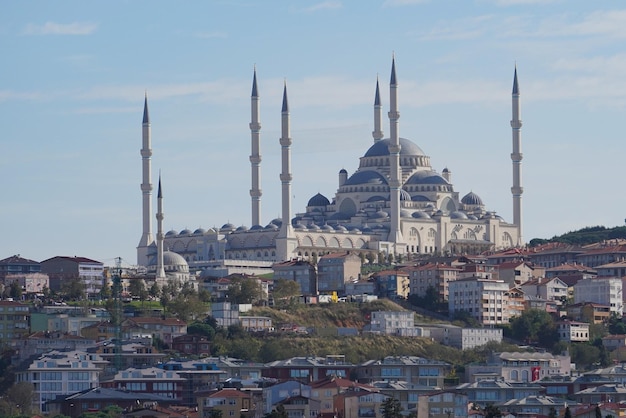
left=576, top=244, right=626, bottom=268
left=567, top=302, right=611, bottom=324
left=496, top=261, right=537, bottom=286
left=3, top=273, right=48, bottom=298
left=520, top=277, right=568, bottom=306
left=276, top=394, right=321, bottom=418
left=545, top=263, right=597, bottom=279
left=464, top=352, right=571, bottom=383
left=372, top=381, right=448, bottom=415
left=311, top=376, right=374, bottom=415
left=40, top=256, right=104, bottom=298
left=426, top=324, right=503, bottom=350
left=197, top=388, right=254, bottom=418
left=448, top=277, right=510, bottom=326
left=416, top=390, right=469, bottom=418
left=498, top=395, right=577, bottom=416
left=596, top=260, right=626, bottom=278
left=506, top=287, right=526, bottom=319
left=373, top=270, right=409, bottom=300
left=263, top=355, right=354, bottom=383
left=526, top=243, right=585, bottom=269
left=574, top=384, right=626, bottom=403
left=406, top=263, right=460, bottom=301
left=574, top=277, right=623, bottom=316
left=171, top=334, right=211, bottom=356
left=557, top=320, right=590, bottom=343
left=240, top=315, right=273, bottom=332
left=602, top=334, right=626, bottom=352
left=46, top=387, right=178, bottom=418
left=272, top=259, right=317, bottom=296
left=124, top=317, right=188, bottom=345
left=358, top=356, right=449, bottom=388
left=16, top=350, right=105, bottom=413
left=335, top=390, right=389, bottom=418
left=455, top=379, right=544, bottom=409
left=95, top=340, right=166, bottom=370
left=317, top=252, right=361, bottom=294
left=100, top=366, right=185, bottom=402
left=0, top=300, right=30, bottom=345
left=368, top=310, right=419, bottom=336
left=0, top=255, right=41, bottom=280
left=262, top=380, right=311, bottom=414
left=14, top=331, right=96, bottom=363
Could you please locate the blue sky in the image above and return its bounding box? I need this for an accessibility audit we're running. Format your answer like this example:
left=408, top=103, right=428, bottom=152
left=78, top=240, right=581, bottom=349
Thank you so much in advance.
left=2, top=0, right=625, bottom=267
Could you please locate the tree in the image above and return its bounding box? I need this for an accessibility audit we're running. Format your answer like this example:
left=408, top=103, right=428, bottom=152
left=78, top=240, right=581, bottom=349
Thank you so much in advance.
left=8, top=281, right=22, bottom=300
left=595, top=405, right=602, bottom=418
left=60, top=278, right=85, bottom=301
left=264, top=404, right=288, bottom=418
left=208, top=410, right=223, bottom=418
left=484, top=404, right=502, bottom=418
left=382, top=397, right=403, bottom=418
left=509, top=309, right=557, bottom=347
left=149, top=282, right=161, bottom=299
left=168, top=294, right=209, bottom=322
left=564, top=406, right=572, bottom=418
left=128, top=279, right=147, bottom=300
left=226, top=276, right=262, bottom=304
left=188, top=321, right=216, bottom=339
left=366, top=252, right=376, bottom=264
left=273, top=279, right=301, bottom=306
left=99, top=280, right=111, bottom=300
left=3, top=381, right=34, bottom=415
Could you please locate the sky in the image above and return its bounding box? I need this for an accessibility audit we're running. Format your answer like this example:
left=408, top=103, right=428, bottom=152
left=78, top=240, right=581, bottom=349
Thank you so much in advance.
left=2, top=0, right=626, bottom=268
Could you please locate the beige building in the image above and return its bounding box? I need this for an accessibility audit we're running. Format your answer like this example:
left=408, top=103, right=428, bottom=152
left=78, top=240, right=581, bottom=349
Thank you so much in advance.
left=317, top=252, right=361, bottom=294
left=448, top=277, right=510, bottom=325
left=557, top=320, right=590, bottom=343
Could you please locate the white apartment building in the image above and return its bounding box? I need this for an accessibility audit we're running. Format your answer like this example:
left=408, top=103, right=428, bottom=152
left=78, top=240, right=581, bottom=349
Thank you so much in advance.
left=574, top=277, right=623, bottom=316
left=369, top=311, right=419, bottom=336
left=426, top=324, right=503, bottom=350
left=557, top=321, right=590, bottom=343
left=16, top=350, right=105, bottom=413
left=448, top=277, right=510, bottom=325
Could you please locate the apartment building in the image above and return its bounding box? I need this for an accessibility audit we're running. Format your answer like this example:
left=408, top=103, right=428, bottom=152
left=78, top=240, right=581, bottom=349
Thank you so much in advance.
left=448, top=277, right=510, bottom=325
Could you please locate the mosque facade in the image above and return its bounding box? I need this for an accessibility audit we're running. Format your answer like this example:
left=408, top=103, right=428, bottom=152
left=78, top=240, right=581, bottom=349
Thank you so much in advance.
left=137, top=57, right=523, bottom=272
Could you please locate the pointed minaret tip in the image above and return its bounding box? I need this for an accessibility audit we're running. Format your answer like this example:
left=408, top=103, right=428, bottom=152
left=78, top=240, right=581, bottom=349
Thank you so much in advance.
left=375, top=76, right=381, bottom=106
left=512, top=65, right=520, bottom=95
left=157, top=173, right=162, bottom=198
left=252, top=66, right=259, bottom=97
left=390, top=54, right=397, bottom=85
left=282, top=81, right=289, bottom=112
left=142, top=93, right=150, bottom=124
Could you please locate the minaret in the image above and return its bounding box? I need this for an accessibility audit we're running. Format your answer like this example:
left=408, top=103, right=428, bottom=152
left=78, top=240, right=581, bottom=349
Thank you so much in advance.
left=372, top=77, right=384, bottom=142
left=249, top=67, right=262, bottom=226
left=510, top=66, right=524, bottom=246
left=276, top=82, right=297, bottom=260
left=387, top=55, right=404, bottom=245
left=155, top=175, right=166, bottom=280
left=137, top=93, right=154, bottom=266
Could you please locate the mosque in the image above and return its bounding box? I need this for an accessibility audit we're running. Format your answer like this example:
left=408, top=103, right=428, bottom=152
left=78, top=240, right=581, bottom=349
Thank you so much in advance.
left=137, top=57, right=523, bottom=276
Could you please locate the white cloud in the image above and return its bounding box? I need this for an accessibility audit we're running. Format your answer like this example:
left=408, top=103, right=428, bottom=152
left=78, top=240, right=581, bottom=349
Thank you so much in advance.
left=22, top=21, right=98, bottom=36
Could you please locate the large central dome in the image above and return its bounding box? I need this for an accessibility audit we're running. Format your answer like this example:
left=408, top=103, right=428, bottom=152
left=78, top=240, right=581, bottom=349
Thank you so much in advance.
left=363, top=137, right=425, bottom=157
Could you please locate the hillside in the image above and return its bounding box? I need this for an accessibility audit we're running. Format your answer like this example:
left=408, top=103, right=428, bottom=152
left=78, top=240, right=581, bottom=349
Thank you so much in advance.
left=529, top=225, right=626, bottom=247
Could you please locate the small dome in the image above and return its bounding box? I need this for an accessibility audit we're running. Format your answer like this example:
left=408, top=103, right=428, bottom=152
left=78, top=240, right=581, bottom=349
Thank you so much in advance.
left=166, top=230, right=178, bottom=237
left=348, top=227, right=361, bottom=233
left=270, top=218, right=283, bottom=227
left=400, top=209, right=413, bottom=218
left=412, top=211, right=431, bottom=219
left=193, top=228, right=206, bottom=235
left=294, top=223, right=307, bottom=230
left=179, top=229, right=192, bottom=235
left=250, top=224, right=264, bottom=231
left=468, top=215, right=478, bottom=220
left=321, top=224, right=334, bottom=231
left=334, top=225, right=348, bottom=232
left=405, top=170, right=450, bottom=185
left=308, top=224, right=321, bottom=231
left=344, top=170, right=388, bottom=186
left=411, top=195, right=432, bottom=202
left=450, top=211, right=469, bottom=220
left=339, top=168, right=348, bottom=174
left=307, top=193, right=330, bottom=207
left=235, top=225, right=248, bottom=232
left=264, top=223, right=279, bottom=230
left=363, top=137, right=426, bottom=158
left=367, top=195, right=387, bottom=203
left=221, top=223, right=236, bottom=231
left=361, top=225, right=373, bottom=233
left=370, top=210, right=389, bottom=219
left=442, top=167, right=449, bottom=173
left=462, top=191, right=484, bottom=206
left=328, top=212, right=350, bottom=221
left=400, top=189, right=412, bottom=201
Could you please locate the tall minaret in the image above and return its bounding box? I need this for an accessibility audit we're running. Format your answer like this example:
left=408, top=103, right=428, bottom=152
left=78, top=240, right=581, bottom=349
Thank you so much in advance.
left=155, top=174, right=166, bottom=280
left=510, top=66, right=524, bottom=246
left=137, top=93, right=154, bottom=266
left=249, top=67, right=262, bottom=226
left=276, top=82, right=297, bottom=260
left=387, top=55, right=404, bottom=245
left=372, top=77, right=384, bottom=142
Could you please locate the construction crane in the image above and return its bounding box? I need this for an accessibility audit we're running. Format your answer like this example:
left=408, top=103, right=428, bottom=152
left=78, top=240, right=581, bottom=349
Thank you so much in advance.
left=111, top=257, right=123, bottom=371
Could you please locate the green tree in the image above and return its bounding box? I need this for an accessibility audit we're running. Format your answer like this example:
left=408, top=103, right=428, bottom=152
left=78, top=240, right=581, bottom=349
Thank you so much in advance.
left=273, top=279, right=301, bottom=306
left=128, top=279, right=147, bottom=300
left=264, top=404, right=288, bottom=418
left=595, top=405, right=602, bottom=418
left=381, top=397, right=403, bottom=418
left=187, top=321, right=216, bottom=339
left=2, top=381, right=34, bottom=415
left=366, top=252, right=376, bottom=264
left=198, top=287, right=212, bottom=302
left=564, top=406, right=572, bottom=418
left=149, top=282, right=161, bottom=299
left=8, top=281, right=22, bottom=300
left=226, top=276, right=262, bottom=304
left=509, top=309, right=556, bottom=346
left=168, top=294, right=208, bottom=322
left=60, top=278, right=85, bottom=301
left=484, top=404, right=502, bottom=418
left=99, top=280, right=111, bottom=300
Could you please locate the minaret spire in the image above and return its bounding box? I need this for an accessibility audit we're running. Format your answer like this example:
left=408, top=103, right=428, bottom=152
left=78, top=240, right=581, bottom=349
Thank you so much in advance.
left=372, top=76, right=384, bottom=142
left=137, top=92, right=154, bottom=266
left=387, top=54, right=404, bottom=247
left=155, top=174, right=166, bottom=281
left=276, top=81, right=297, bottom=260
left=249, top=66, right=262, bottom=226
left=510, top=65, right=524, bottom=246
